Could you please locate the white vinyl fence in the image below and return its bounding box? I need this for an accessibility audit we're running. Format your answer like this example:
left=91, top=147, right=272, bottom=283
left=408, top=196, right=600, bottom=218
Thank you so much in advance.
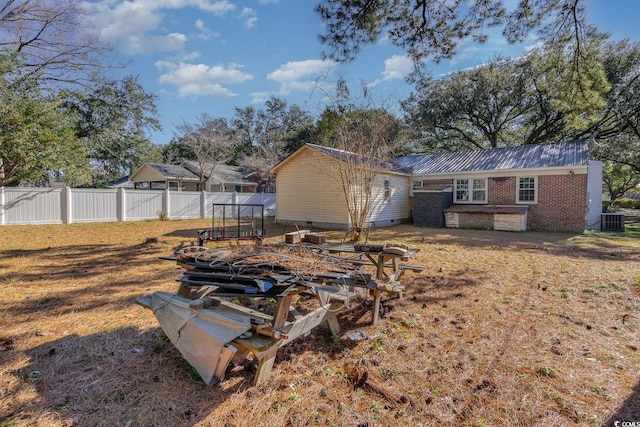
left=0, top=187, right=276, bottom=225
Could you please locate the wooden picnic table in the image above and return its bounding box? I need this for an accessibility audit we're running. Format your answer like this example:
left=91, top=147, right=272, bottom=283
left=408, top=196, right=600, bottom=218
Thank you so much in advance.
left=230, top=284, right=344, bottom=385
left=305, top=242, right=422, bottom=324
left=138, top=243, right=423, bottom=386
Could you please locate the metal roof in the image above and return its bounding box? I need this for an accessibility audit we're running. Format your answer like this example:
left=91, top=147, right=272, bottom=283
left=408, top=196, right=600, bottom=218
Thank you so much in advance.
left=146, top=163, right=199, bottom=180
left=394, top=140, right=590, bottom=175
left=306, top=143, right=412, bottom=174
left=182, top=162, right=257, bottom=186
left=208, top=164, right=257, bottom=186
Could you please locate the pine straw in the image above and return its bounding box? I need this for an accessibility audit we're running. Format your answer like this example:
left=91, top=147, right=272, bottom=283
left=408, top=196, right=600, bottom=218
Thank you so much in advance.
left=1, top=219, right=639, bottom=426
left=175, top=243, right=363, bottom=279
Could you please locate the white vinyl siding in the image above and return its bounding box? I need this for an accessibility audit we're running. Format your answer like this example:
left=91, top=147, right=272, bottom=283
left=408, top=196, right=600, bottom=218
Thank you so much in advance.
left=274, top=147, right=410, bottom=228
left=366, top=174, right=411, bottom=224
left=455, top=178, right=487, bottom=204
left=383, top=180, right=391, bottom=202
left=275, top=150, right=350, bottom=225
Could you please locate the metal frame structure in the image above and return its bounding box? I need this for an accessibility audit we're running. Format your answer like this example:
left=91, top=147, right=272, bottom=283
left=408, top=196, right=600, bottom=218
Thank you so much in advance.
left=198, top=203, right=265, bottom=245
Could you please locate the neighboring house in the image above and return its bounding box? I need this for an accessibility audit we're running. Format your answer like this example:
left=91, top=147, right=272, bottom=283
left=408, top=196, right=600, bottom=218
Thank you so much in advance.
left=130, top=163, right=200, bottom=191
left=198, top=163, right=257, bottom=193
left=271, top=143, right=412, bottom=230
left=272, top=140, right=603, bottom=232
left=129, top=162, right=257, bottom=193
left=109, top=175, right=134, bottom=189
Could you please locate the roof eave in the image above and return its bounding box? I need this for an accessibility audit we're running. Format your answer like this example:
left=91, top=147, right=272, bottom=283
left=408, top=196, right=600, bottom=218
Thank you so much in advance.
left=414, top=164, right=589, bottom=179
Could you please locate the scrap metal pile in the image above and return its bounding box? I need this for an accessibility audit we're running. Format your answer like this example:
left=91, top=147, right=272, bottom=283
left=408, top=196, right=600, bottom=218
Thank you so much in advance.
left=137, top=240, right=421, bottom=386
left=167, top=243, right=377, bottom=301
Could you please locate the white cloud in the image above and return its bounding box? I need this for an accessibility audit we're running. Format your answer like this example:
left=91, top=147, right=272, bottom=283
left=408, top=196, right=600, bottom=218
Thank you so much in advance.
left=524, top=41, right=544, bottom=52
left=367, top=54, right=413, bottom=88
left=83, top=1, right=162, bottom=41
left=195, top=19, right=220, bottom=40
left=250, top=91, right=272, bottom=104
left=240, top=7, right=254, bottom=16
left=380, top=55, right=413, bottom=80
left=122, top=32, right=186, bottom=54
left=155, top=61, right=254, bottom=98
left=267, top=59, right=337, bottom=83
left=267, top=59, right=337, bottom=95
left=267, top=59, right=338, bottom=95
left=240, top=7, right=257, bottom=29
left=81, top=0, right=236, bottom=53
left=244, top=16, right=258, bottom=29
left=178, top=50, right=202, bottom=61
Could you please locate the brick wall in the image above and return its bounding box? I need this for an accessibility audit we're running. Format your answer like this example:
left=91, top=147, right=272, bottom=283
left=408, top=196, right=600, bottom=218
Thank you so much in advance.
left=488, top=177, right=516, bottom=204
left=487, top=175, right=586, bottom=231
left=528, top=174, right=587, bottom=232
left=420, top=175, right=587, bottom=232
left=420, top=179, right=454, bottom=187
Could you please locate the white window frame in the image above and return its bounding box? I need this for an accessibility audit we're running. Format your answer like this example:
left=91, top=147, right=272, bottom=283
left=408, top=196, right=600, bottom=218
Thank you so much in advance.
left=412, top=180, right=423, bottom=190
left=516, top=176, right=538, bottom=204
left=383, top=179, right=391, bottom=203
left=454, top=178, right=487, bottom=204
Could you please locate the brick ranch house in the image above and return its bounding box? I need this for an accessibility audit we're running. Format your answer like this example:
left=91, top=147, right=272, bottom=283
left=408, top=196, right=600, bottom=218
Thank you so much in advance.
left=397, top=139, right=602, bottom=232
left=272, top=140, right=602, bottom=232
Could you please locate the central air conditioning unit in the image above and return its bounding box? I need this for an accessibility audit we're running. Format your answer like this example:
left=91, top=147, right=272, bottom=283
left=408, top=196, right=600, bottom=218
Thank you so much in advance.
left=601, top=213, right=625, bottom=231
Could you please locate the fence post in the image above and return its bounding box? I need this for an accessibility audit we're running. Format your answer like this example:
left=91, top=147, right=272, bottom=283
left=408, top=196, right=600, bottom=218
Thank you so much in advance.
left=0, top=187, right=4, bottom=225
left=200, top=190, right=207, bottom=219
left=61, top=186, right=72, bottom=224
left=163, top=188, right=170, bottom=218
left=117, top=188, right=126, bottom=222
left=232, top=191, right=238, bottom=218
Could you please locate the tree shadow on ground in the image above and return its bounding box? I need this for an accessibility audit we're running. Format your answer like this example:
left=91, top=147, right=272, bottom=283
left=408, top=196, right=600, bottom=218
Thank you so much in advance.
left=604, top=379, right=640, bottom=427
left=0, top=242, right=179, bottom=320
left=372, top=225, right=640, bottom=262
left=163, top=217, right=297, bottom=240
left=2, top=327, right=249, bottom=426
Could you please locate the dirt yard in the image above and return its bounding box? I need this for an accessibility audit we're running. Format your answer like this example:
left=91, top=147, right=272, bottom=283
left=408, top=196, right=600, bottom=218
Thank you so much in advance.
left=0, top=219, right=638, bottom=427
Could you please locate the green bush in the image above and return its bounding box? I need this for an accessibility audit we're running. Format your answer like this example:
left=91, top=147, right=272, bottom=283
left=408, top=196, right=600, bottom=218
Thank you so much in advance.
left=612, top=198, right=640, bottom=209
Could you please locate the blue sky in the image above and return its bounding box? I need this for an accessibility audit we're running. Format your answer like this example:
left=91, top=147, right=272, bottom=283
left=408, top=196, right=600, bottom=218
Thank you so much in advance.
left=80, top=0, right=640, bottom=144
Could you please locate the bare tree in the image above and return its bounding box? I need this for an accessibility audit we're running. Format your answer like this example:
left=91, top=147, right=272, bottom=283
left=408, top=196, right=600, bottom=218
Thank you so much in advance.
left=233, top=96, right=313, bottom=173
left=175, top=114, right=237, bottom=190
left=316, top=81, right=410, bottom=241
left=0, top=0, right=113, bottom=86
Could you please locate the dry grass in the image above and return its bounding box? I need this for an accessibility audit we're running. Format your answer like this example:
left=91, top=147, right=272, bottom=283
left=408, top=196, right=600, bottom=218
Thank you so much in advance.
left=0, top=219, right=639, bottom=427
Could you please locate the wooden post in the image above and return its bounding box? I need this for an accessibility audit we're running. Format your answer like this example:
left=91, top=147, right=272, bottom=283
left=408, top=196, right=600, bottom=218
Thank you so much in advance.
left=250, top=294, right=292, bottom=386
left=326, top=315, right=341, bottom=336
left=371, top=289, right=382, bottom=325
left=377, top=255, right=384, bottom=280
left=273, top=294, right=293, bottom=328
left=253, top=348, right=279, bottom=386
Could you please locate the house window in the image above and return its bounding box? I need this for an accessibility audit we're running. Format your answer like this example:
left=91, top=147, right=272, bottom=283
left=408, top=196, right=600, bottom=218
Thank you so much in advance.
left=455, top=178, right=487, bottom=203
left=517, top=177, right=537, bottom=203
left=168, top=181, right=179, bottom=191
left=263, top=185, right=276, bottom=193
left=383, top=180, right=391, bottom=202
left=150, top=181, right=166, bottom=190
left=412, top=180, right=423, bottom=190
